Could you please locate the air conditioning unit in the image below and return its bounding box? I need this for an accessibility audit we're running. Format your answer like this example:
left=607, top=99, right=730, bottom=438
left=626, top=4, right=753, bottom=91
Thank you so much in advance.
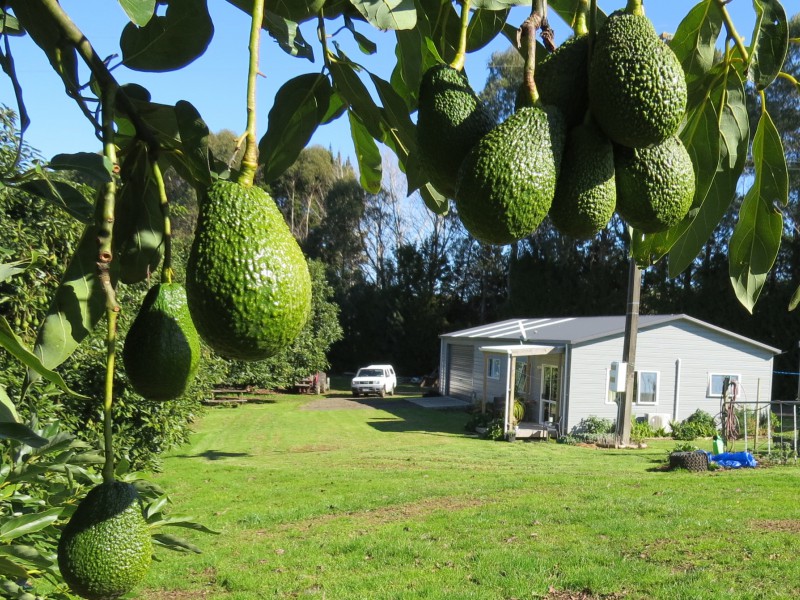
left=647, top=413, right=672, bottom=433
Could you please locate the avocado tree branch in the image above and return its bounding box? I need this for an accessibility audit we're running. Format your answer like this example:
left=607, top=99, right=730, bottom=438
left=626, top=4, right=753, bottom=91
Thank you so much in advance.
left=18, top=0, right=158, bottom=152
left=625, top=0, right=644, bottom=17
left=237, top=0, right=266, bottom=187
left=98, top=84, right=119, bottom=485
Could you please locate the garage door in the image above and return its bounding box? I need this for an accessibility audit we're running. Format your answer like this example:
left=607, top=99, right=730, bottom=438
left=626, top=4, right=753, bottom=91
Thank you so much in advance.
left=447, top=344, right=474, bottom=400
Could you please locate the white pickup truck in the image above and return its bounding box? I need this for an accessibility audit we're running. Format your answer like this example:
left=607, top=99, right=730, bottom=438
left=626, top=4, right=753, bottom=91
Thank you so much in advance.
left=350, top=365, right=396, bottom=398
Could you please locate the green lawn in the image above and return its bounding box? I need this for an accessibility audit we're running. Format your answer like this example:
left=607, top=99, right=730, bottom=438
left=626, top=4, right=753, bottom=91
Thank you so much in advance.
left=137, top=391, right=800, bottom=600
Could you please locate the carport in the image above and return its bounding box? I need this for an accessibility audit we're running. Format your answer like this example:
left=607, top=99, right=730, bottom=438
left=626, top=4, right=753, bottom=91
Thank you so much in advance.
left=479, top=344, right=564, bottom=437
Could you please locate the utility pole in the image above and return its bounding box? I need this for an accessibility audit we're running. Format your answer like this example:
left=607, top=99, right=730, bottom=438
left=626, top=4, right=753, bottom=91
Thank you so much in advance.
left=616, top=258, right=641, bottom=447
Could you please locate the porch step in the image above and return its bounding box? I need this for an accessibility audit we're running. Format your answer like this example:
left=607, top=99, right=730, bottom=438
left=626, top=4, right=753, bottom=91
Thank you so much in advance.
left=516, top=421, right=558, bottom=439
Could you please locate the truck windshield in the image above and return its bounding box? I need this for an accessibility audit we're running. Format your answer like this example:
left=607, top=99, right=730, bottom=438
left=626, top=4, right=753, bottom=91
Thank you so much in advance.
left=357, top=369, right=383, bottom=377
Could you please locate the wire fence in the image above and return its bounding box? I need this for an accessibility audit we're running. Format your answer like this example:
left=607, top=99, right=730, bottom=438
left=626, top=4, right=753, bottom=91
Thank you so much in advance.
left=717, top=397, right=799, bottom=462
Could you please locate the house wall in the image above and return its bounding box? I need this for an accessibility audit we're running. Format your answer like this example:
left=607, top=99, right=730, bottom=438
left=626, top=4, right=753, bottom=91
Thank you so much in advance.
left=565, top=320, right=775, bottom=433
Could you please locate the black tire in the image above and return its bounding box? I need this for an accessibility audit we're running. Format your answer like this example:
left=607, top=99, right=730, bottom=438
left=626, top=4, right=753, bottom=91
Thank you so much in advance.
left=352, top=391, right=360, bottom=397
left=669, top=451, right=708, bottom=472
left=379, top=388, right=386, bottom=398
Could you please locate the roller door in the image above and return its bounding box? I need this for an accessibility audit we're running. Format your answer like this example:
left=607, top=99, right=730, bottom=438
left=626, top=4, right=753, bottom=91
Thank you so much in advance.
left=447, top=344, right=474, bottom=400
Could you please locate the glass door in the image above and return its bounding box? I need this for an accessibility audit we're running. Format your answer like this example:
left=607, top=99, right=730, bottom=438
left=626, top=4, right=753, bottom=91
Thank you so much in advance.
left=540, top=364, right=560, bottom=423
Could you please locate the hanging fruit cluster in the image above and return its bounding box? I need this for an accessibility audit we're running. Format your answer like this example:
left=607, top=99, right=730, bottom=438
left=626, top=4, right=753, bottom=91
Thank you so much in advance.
left=417, top=0, right=694, bottom=245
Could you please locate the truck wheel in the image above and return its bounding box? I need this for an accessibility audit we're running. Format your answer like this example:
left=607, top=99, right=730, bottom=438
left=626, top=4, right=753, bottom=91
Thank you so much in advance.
left=352, top=391, right=360, bottom=397
left=379, top=388, right=386, bottom=398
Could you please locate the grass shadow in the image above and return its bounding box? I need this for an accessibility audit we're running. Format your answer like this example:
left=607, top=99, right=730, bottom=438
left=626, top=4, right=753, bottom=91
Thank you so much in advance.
left=173, top=449, right=252, bottom=461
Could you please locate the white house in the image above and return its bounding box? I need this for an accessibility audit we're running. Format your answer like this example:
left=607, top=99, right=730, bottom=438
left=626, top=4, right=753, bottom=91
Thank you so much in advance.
left=438, top=315, right=780, bottom=437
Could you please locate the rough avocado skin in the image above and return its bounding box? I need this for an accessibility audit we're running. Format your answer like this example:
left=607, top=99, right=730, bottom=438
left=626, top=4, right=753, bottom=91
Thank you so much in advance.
left=589, top=12, right=686, bottom=148
left=533, top=35, right=590, bottom=129
left=615, top=135, right=695, bottom=233
left=454, top=106, right=566, bottom=245
left=550, top=122, right=616, bottom=239
left=417, top=65, right=496, bottom=198
left=122, top=283, right=200, bottom=401
left=186, top=180, right=311, bottom=361
left=58, top=481, right=152, bottom=600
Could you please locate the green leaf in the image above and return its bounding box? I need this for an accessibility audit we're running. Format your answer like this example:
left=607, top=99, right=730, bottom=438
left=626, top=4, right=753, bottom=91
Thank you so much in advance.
left=173, top=100, right=212, bottom=188
left=344, top=15, right=377, bottom=55
left=0, top=316, right=87, bottom=398
left=118, top=0, right=157, bottom=26
left=418, top=182, right=448, bottom=214
left=670, top=1, right=723, bottom=90
left=0, top=8, right=22, bottom=35
left=350, top=0, right=416, bottom=31
left=0, top=544, right=53, bottom=570
left=467, top=8, right=509, bottom=52
left=120, top=0, right=214, bottom=72
left=114, top=143, right=165, bottom=284
left=49, top=152, right=113, bottom=182
left=263, top=10, right=314, bottom=60
left=0, top=556, right=28, bottom=579
left=151, top=533, right=202, bottom=553
left=548, top=0, right=606, bottom=32
left=0, top=508, right=62, bottom=541
left=258, top=74, right=333, bottom=184
left=348, top=111, right=382, bottom=194
left=749, top=0, right=789, bottom=90
left=790, top=284, right=800, bottom=311
left=18, top=179, right=94, bottom=223
left=667, top=65, right=749, bottom=278
left=369, top=72, right=415, bottom=158
left=0, top=259, right=30, bottom=284
left=0, top=384, right=19, bottom=424
left=0, top=423, right=48, bottom=447
left=26, top=222, right=117, bottom=386
left=728, top=108, right=787, bottom=312
left=329, top=58, right=384, bottom=141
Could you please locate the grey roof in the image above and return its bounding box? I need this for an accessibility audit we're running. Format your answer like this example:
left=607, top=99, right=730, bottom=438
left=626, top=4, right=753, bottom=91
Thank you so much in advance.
left=441, top=314, right=781, bottom=354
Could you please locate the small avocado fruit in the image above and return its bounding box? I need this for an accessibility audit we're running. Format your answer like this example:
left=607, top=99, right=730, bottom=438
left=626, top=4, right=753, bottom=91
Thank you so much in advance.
left=589, top=11, right=686, bottom=148
left=123, top=283, right=200, bottom=401
left=550, top=121, right=616, bottom=239
left=58, top=481, right=152, bottom=600
left=454, top=105, right=566, bottom=245
left=532, top=34, right=590, bottom=129
left=614, top=135, right=695, bottom=233
left=416, top=64, right=496, bottom=198
left=186, top=180, right=312, bottom=361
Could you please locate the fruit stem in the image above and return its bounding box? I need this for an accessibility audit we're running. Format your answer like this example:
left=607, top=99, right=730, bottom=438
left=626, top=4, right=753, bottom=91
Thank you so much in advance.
left=152, top=161, right=173, bottom=285
left=575, top=0, right=590, bottom=36
left=237, top=0, right=266, bottom=188
left=102, top=308, right=117, bottom=484
left=449, top=0, right=471, bottom=71
left=716, top=0, right=749, bottom=64
left=625, top=0, right=644, bottom=17
left=519, top=13, right=542, bottom=107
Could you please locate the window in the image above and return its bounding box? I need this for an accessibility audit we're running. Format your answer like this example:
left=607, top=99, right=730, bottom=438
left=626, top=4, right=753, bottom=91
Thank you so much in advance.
left=633, top=371, right=659, bottom=405
left=708, top=373, right=740, bottom=397
left=487, top=357, right=501, bottom=379
left=605, top=369, right=618, bottom=405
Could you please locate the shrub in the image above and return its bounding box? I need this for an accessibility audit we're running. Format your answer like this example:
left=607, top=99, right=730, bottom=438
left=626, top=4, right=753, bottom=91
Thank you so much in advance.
left=464, top=410, right=492, bottom=431
left=671, top=409, right=717, bottom=441
left=483, top=418, right=505, bottom=441
left=577, top=415, right=615, bottom=434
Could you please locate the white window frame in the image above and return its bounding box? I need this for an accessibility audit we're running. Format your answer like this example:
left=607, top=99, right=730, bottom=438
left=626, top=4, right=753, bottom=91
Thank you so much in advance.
left=634, top=370, right=659, bottom=406
left=707, top=373, right=741, bottom=398
left=487, top=357, right=501, bottom=380
left=604, top=368, right=618, bottom=405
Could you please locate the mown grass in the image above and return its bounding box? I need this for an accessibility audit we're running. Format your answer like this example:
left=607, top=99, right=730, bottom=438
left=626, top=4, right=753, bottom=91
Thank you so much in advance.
left=137, top=390, right=800, bottom=600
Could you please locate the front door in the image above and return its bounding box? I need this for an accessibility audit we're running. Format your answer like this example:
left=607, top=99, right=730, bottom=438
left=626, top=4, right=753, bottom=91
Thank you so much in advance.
left=540, top=364, right=560, bottom=424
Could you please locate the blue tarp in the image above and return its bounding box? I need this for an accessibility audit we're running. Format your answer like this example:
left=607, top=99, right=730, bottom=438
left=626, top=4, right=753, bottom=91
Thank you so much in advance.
left=710, top=451, right=757, bottom=468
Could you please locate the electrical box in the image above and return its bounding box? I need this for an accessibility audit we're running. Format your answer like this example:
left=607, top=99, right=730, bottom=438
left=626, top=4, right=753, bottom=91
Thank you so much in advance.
left=609, top=361, right=627, bottom=393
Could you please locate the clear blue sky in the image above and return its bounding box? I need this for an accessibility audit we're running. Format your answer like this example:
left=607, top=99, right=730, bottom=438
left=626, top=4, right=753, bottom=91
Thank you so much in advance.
left=3, top=1, right=756, bottom=162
